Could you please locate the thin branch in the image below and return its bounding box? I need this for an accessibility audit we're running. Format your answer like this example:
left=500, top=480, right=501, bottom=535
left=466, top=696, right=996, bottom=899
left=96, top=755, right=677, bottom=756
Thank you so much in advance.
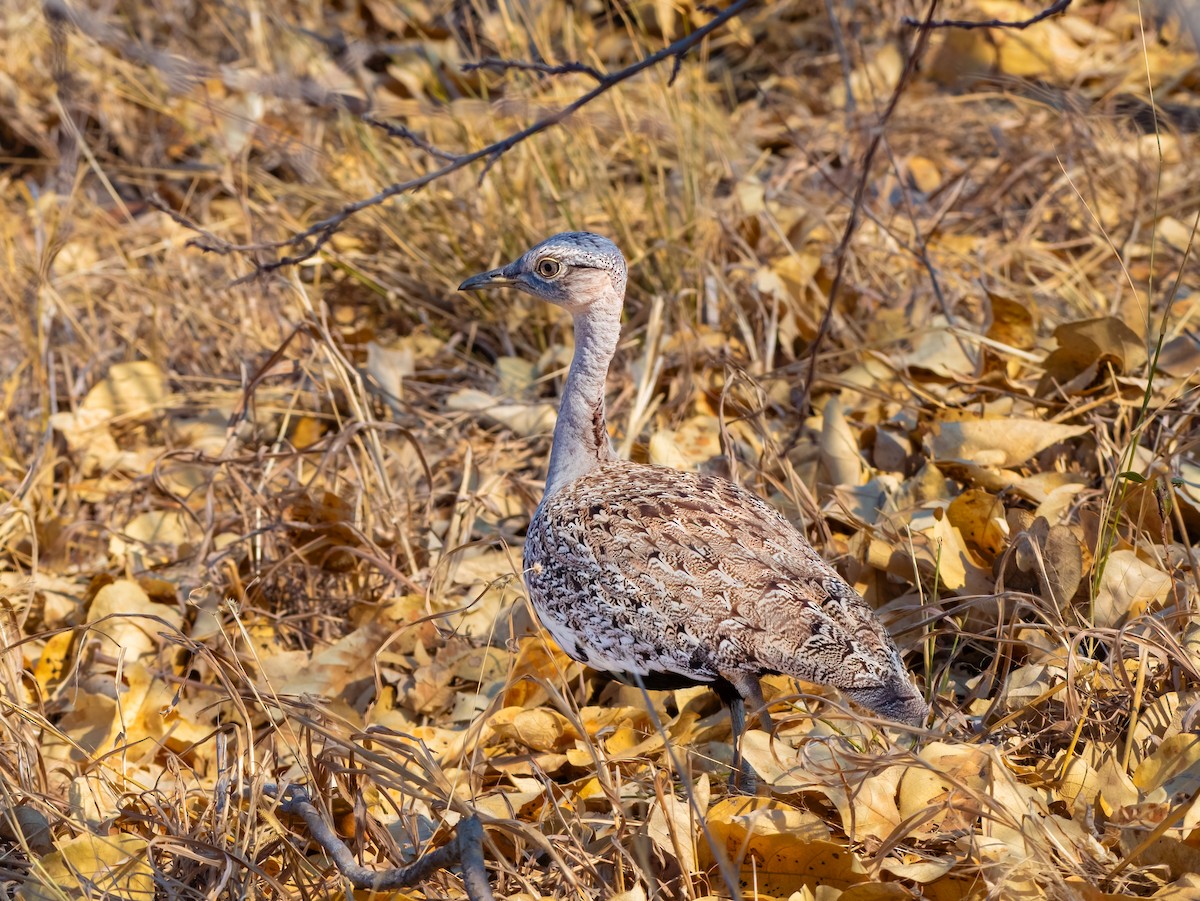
left=264, top=784, right=495, bottom=900
left=463, top=57, right=607, bottom=83
left=159, top=0, right=755, bottom=282
left=797, top=0, right=941, bottom=415
left=902, top=0, right=1070, bottom=30
left=362, top=115, right=463, bottom=162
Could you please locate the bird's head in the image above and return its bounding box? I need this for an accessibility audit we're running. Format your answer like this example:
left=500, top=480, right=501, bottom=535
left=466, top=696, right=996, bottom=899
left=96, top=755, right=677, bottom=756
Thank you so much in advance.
left=458, top=232, right=627, bottom=313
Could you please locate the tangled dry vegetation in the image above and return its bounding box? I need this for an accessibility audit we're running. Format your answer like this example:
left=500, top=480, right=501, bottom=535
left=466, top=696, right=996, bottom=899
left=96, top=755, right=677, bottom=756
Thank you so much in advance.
left=2, top=0, right=1200, bottom=898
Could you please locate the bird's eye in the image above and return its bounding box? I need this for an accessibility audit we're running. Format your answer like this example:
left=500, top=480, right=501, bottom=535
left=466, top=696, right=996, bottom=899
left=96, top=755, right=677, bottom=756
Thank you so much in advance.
left=536, top=258, right=562, bottom=279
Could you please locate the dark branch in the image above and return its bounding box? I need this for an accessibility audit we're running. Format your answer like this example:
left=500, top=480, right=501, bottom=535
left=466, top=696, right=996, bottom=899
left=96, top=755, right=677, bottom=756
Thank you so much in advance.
left=264, top=784, right=495, bottom=900
left=798, top=0, right=941, bottom=414
left=902, top=0, right=1070, bottom=30
left=362, top=116, right=464, bottom=162
left=462, top=57, right=607, bottom=84
left=157, top=0, right=754, bottom=281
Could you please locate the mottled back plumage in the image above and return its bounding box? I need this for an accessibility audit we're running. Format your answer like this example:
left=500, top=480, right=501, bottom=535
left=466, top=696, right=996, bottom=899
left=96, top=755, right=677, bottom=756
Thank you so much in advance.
left=461, top=233, right=928, bottom=787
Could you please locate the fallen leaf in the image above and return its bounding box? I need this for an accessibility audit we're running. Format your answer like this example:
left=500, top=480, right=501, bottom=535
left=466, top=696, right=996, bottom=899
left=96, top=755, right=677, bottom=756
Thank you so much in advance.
left=1092, top=549, right=1172, bottom=628
left=929, top=419, right=1089, bottom=468
left=819, top=395, right=867, bottom=489
left=81, top=360, right=168, bottom=419
left=647, top=775, right=708, bottom=874
left=446, top=387, right=556, bottom=438
left=18, top=832, right=153, bottom=901
left=489, top=706, right=577, bottom=753
left=86, top=580, right=184, bottom=662
left=1038, top=317, right=1148, bottom=395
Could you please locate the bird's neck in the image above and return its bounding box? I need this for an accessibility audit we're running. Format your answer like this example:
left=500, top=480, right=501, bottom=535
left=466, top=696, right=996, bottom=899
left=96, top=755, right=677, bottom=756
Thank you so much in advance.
left=543, top=297, right=621, bottom=500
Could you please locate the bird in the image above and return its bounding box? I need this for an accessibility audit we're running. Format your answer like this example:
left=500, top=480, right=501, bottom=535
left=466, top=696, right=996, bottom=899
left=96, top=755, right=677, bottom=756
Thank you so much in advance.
left=460, top=232, right=928, bottom=789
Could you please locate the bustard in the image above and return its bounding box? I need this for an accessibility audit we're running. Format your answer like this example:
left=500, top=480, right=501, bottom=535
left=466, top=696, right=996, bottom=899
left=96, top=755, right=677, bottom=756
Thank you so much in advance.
left=461, top=233, right=928, bottom=789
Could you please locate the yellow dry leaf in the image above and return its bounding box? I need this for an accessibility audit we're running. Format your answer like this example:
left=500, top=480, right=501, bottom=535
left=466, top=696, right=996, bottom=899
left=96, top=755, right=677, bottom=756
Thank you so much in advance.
left=946, top=489, right=1007, bottom=559
left=734, top=837, right=868, bottom=897
left=86, top=579, right=184, bottom=662
left=754, top=264, right=790, bottom=304
left=511, top=708, right=573, bottom=753
left=739, top=734, right=903, bottom=842
left=879, top=857, right=957, bottom=884
left=1146, top=873, right=1200, bottom=900
left=503, top=640, right=581, bottom=708
left=489, top=706, right=577, bottom=753
left=702, top=797, right=840, bottom=895
left=929, top=419, right=1089, bottom=468
left=1001, top=662, right=1064, bottom=715
left=578, top=706, right=651, bottom=737
left=841, top=884, right=914, bottom=901
left=47, top=407, right=128, bottom=476
left=898, top=742, right=988, bottom=838
left=1133, top=691, right=1200, bottom=747
left=706, top=796, right=830, bottom=852
left=648, top=431, right=692, bottom=470
left=1093, top=749, right=1140, bottom=817
left=830, top=42, right=902, bottom=108
left=445, top=387, right=556, bottom=438
left=1116, top=829, right=1200, bottom=882
left=17, top=832, right=153, bottom=901
left=1052, top=753, right=1101, bottom=813
left=736, top=177, right=765, bottom=215
left=473, top=784, right=545, bottom=821
left=738, top=730, right=816, bottom=791
left=929, top=0, right=1090, bottom=82
left=366, top=339, right=415, bottom=405
left=110, top=509, right=200, bottom=568
left=819, top=396, right=866, bottom=489
left=33, top=631, right=74, bottom=694
left=1134, top=733, right=1200, bottom=801
left=773, top=250, right=821, bottom=293
left=1039, top=317, right=1148, bottom=394
left=1032, top=481, right=1087, bottom=522
left=904, top=507, right=990, bottom=593
left=900, top=317, right=977, bottom=380
left=981, top=758, right=1055, bottom=854
left=647, top=775, right=708, bottom=874
left=1156, top=217, right=1195, bottom=254
left=81, top=360, right=167, bottom=419
left=1092, top=550, right=1172, bottom=629
left=495, top=355, right=538, bottom=397
left=259, top=623, right=390, bottom=702
left=649, top=413, right=725, bottom=472
left=985, top=293, right=1036, bottom=352
left=574, top=776, right=605, bottom=800
left=906, top=156, right=942, bottom=194
left=836, top=765, right=904, bottom=842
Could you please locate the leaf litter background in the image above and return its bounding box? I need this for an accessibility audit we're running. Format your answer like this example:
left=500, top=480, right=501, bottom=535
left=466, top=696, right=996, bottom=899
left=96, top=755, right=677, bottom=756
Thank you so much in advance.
left=2, top=0, right=1200, bottom=898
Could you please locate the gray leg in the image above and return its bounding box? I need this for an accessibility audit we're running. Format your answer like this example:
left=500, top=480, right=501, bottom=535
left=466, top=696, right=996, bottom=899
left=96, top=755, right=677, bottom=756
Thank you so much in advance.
left=717, top=677, right=764, bottom=794
left=733, top=672, right=774, bottom=732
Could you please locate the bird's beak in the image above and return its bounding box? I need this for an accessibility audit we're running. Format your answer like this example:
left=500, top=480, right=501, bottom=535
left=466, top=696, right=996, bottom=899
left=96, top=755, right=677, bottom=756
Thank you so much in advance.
left=459, top=263, right=519, bottom=292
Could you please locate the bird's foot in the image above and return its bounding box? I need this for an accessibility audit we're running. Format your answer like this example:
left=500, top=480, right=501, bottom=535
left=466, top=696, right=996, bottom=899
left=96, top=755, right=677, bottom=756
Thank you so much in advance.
left=727, top=760, right=760, bottom=796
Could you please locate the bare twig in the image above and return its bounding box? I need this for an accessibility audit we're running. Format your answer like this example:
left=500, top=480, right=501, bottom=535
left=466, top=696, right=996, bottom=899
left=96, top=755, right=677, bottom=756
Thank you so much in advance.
left=797, top=0, right=941, bottom=415
left=264, top=784, right=495, bottom=900
left=362, top=115, right=463, bottom=162
left=463, top=57, right=607, bottom=83
left=902, top=0, right=1070, bottom=30
left=158, top=0, right=754, bottom=282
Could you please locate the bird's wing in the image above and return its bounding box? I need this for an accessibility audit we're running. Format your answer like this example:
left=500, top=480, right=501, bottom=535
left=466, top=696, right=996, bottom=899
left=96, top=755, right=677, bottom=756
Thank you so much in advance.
left=531, top=462, right=907, bottom=691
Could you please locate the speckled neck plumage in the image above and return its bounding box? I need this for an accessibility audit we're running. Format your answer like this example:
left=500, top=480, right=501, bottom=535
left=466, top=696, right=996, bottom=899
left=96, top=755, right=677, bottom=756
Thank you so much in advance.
left=543, top=294, right=621, bottom=500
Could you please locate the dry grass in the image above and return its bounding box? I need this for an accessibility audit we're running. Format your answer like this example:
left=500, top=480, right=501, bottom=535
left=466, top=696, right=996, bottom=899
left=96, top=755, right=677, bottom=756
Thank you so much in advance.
left=2, top=0, right=1199, bottom=898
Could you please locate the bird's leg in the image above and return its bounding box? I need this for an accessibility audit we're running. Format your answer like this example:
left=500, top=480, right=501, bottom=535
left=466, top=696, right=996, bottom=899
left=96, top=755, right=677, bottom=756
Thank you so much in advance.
left=732, top=672, right=774, bottom=733
left=716, top=681, right=757, bottom=794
